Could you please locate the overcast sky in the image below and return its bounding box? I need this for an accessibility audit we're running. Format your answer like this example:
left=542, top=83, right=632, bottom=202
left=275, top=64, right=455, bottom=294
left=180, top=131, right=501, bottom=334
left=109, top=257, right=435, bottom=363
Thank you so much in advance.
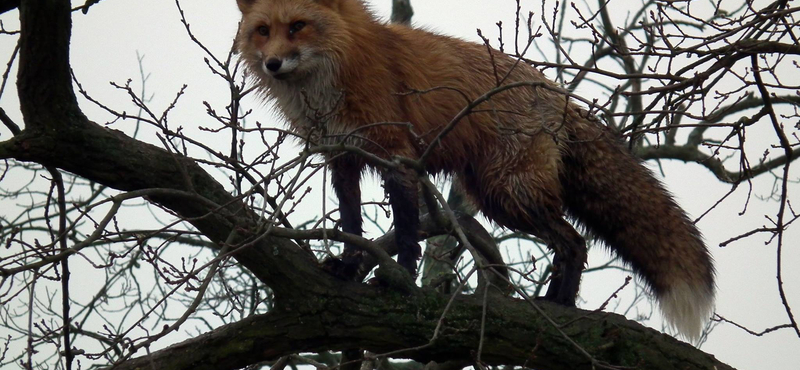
left=0, top=0, right=798, bottom=369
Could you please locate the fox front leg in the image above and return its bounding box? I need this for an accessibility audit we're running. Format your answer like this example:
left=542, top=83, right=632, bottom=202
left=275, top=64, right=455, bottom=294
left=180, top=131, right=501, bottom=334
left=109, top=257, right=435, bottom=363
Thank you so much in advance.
left=383, top=166, right=421, bottom=276
left=330, top=160, right=364, bottom=279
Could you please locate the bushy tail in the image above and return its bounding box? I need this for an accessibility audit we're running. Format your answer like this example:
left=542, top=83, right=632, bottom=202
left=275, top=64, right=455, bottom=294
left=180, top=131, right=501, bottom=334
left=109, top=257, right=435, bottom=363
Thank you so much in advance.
left=562, top=120, right=715, bottom=341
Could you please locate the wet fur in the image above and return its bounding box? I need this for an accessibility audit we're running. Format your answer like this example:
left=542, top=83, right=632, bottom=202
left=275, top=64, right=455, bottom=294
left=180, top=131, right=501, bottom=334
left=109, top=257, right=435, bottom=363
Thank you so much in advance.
left=236, top=0, right=715, bottom=340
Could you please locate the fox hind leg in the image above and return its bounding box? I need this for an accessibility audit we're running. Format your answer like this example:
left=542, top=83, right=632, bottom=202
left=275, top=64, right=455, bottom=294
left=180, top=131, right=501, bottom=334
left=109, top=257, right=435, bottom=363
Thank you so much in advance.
left=460, top=159, right=587, bottom=305
left=533, top=216, right=587, bottom=305
left=490, top=197, right=586, bottom=305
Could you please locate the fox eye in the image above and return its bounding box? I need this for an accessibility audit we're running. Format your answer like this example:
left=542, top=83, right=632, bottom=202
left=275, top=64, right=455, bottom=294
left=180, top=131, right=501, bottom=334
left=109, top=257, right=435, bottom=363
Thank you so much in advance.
left=289, top=21, right=306, bottom=34
left=256, top=25, right=269, bottom=37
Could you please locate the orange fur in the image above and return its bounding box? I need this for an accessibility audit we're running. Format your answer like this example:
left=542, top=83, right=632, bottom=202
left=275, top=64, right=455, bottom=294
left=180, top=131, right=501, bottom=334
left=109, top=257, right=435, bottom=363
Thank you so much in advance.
left=236, top=0, right=715, bottom=341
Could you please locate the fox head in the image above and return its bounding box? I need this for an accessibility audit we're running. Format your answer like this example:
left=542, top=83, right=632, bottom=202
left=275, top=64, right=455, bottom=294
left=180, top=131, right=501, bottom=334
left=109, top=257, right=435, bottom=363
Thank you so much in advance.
left=235, top=0, right=367, bottom=83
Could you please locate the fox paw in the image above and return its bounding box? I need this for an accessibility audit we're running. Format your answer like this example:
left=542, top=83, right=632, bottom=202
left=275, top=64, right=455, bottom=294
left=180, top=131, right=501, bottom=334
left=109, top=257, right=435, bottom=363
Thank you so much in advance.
left=321, top=252, right=363, bottom=281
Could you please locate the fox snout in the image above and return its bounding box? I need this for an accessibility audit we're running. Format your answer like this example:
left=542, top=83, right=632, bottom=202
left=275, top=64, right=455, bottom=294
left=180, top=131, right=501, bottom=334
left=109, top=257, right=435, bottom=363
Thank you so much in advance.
left=261, top=55, right=300, bottom=80
left=265, top=58, right=282, bottom=72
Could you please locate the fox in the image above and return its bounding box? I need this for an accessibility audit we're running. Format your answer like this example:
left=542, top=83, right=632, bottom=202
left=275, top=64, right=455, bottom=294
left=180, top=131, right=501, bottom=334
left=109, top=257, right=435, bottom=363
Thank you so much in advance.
left=235, top=0, right=715, bottom=340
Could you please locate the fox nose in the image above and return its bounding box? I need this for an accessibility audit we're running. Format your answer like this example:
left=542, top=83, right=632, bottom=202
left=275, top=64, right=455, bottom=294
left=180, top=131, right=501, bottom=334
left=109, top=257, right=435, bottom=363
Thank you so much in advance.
left=265, top=58, right=282, bottom=72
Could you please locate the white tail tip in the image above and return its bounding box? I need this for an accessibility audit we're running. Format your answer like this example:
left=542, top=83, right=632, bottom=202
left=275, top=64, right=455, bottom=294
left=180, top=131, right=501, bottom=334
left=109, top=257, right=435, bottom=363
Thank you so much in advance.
left=659, top=281, right=715, bottom=342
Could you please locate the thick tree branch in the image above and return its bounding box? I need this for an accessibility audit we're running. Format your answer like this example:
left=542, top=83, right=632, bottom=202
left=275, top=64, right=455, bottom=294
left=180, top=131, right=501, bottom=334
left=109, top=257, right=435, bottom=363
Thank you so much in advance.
left=390, top=0, right=413, bottom=25
left=10, top=0, right=329, bottom=300
left=3, top=122, right=336, bottom=297
left=0, top=0, right=18, bottom=15
left=1, top=0, right=107, bottom=15
left=106, top=286, right=734, bottom=370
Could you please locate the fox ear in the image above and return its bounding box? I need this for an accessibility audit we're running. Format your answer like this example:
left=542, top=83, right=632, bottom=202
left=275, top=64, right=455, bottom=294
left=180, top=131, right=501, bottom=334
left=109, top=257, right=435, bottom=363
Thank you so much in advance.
left=236, top=0, right=256, bottom=13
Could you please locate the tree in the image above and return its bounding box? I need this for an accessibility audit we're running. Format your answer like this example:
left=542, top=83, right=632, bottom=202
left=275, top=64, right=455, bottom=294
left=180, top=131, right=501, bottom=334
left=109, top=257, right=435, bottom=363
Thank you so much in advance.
left=1, top=0, right=798, bottom=369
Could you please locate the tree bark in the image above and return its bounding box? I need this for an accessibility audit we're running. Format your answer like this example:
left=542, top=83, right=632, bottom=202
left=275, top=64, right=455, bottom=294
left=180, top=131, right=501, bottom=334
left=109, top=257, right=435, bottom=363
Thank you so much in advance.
left=107, top=286, right=733, bottom=370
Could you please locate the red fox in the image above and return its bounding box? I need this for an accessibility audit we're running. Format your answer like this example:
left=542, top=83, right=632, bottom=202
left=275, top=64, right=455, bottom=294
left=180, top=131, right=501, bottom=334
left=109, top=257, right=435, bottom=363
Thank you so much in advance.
left=235, top=0, right=715, bottom=340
